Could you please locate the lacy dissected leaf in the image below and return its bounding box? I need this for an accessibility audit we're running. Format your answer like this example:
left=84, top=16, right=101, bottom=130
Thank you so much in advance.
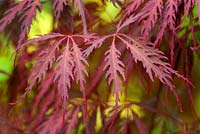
left=0, top=0, right=27, bottom=31
left=165, top=0, right=178, bottom=31
left=18, top=0, right=42, bottom=45
left=104, top=37, right=125, bottom=106
left=139, top=0, right=163, bottom=37
left=54, top=39, right=74, bottom=100
left=116, top=33, right=174, bottom=89
left=71, top=38, right=88, bottom=95
left=28, top=46, right=55, bottom=86
left=0, top=0, right=42, bottom=45
left=116, top=33, right=184, bottom=110
left=118, top=0, right=164, bottom=34
left=1, top=1, right=198, bottom=133
left=83, top=35, right=109, bottom=57
left=28, top=38, right=66, bottom=89
left=124, top=0, right=145, bottom=17
left=154, top=0, right=178, bottom=46
left=184, top=0, right=194, bottom=16
left=20, top=33, right=93, bottom=102
left=84, top=32, right=181, bottom=108
left=117, top=12, right=145, bottom=32
left=70, top=0, right=87, bottom=34
left=52, top=0, right=67, bottom=20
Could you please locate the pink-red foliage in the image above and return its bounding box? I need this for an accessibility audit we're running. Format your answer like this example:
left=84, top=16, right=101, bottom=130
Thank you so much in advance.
left=0, top=0, right=199, bottom=133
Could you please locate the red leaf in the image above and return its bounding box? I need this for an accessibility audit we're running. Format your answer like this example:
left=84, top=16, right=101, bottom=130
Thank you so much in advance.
left=154, top=0, right=178, bottom=46
left=54, top=38, right=74, bottom=101
left=18, top=0, right=42, bottom=45
left=117, top=12, right=144, bottom=32
left=83, top=35, right=109, bottom=57
left=165, top=0, right=178, bottom=31
left=0, top=0, right=42, bottom=45
left=20, top=33, right=94, bottom=103
left=139, top=0, right=163, bottom=38
left=72, top=0, right=88, bottom=34
left=27, top=37, right=66, bottom=90
left=117, top=33, right=173, bottom=88
left=116, top=33, right=183, bottom=111
left=71, top=37, right=88, bottom=96
left=0, top=0, right=28, bottom=32
left=52, top=0, right=67, bottom=20
left=124, top=0, right=145, bottom=17
left=104, top=36, right=125, bottom=106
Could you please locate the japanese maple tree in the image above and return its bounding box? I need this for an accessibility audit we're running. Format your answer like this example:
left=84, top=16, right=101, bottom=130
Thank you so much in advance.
left=0, top=0, right=200, bottom=133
